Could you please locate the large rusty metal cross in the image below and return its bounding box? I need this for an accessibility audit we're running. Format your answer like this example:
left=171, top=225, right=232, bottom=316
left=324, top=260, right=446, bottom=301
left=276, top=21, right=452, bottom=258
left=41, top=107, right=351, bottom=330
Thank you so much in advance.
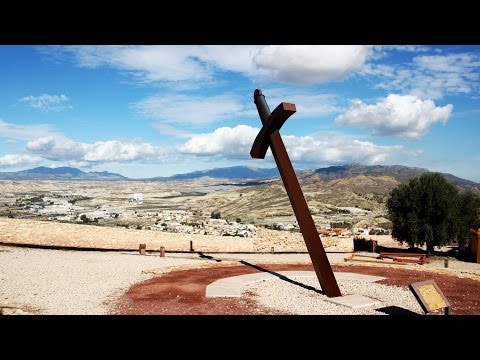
left=251, top=89, right=341, bottom=297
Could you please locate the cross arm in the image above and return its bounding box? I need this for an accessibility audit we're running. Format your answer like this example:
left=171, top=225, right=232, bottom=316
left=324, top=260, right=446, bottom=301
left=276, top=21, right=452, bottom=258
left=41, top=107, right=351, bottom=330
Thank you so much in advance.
left=250, top=101, right=296, bottom=159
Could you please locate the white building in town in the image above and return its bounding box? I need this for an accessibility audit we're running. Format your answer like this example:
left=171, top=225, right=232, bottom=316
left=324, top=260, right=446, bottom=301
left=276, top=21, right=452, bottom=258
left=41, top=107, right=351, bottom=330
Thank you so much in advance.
left=133, top=193, right=143, bottom=203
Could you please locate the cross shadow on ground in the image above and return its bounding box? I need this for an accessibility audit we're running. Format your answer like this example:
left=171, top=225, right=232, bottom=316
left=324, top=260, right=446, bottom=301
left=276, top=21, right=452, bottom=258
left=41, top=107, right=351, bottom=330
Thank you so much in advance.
left=194, top=252, right=324, bottom=294
left=197, top=251, right=222, bottom=262
left=239, top=260, right=324, bottom=295
left=375, top=306, right=419, bottom=315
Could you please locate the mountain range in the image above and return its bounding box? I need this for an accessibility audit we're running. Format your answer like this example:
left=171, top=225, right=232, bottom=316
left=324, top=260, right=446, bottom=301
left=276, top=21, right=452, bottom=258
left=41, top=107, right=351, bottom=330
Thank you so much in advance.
left=148, top=166, right=279, bottom=181
left=0, top=164, right=478, bottom=194
left=0, top=165, right=278, bottom=181
left=0, top=166, right=127, bottom=180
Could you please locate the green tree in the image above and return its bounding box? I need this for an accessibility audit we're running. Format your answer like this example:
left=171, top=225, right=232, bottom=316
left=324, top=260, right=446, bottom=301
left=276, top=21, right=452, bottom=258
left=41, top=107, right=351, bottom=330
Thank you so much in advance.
left=455, top=191, right=480, bottom=248
left=210, top=211, right=221, bottom=219
left=387, top=173, right=459, bottom=253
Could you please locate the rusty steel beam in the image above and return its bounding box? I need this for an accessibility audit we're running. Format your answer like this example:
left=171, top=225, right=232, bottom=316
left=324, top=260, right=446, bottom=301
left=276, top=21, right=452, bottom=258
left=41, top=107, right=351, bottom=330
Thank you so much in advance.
left=251, top=89, right=341, bottom=297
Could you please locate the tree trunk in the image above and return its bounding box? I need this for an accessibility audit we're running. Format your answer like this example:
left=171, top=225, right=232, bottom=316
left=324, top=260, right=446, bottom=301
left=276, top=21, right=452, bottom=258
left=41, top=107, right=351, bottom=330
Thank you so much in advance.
left=426, top=243, right=434, bottom=254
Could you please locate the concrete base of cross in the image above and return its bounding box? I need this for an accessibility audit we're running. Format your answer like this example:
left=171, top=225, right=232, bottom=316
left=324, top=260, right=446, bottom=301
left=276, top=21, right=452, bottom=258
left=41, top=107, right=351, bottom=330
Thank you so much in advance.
left=326, top=294, right=380, bottom=308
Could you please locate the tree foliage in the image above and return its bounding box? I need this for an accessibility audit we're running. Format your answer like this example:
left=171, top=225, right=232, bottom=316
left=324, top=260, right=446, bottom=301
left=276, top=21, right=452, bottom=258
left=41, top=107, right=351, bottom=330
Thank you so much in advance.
left=456, top=191, right=480, bottom=247
left=210, top=211, right=221, bottom=219
left=387, top=173, right=480, bottom=253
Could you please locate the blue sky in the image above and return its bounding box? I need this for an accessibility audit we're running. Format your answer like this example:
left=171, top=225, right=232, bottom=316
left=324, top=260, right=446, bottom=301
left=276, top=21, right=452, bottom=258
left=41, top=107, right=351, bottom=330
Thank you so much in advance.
left=0, top=45, right=479, bottom=181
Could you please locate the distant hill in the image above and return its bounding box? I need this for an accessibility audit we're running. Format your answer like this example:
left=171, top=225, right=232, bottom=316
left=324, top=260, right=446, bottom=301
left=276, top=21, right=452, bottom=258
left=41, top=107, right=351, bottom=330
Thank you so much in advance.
left=304, top=163, right=480, bottom=193
left=149, top=166, right=279, bottom=181
left=310, top=163, right=429, bottom=182
left=0, top=166, right=127, bottom=180
left=195, top=164, right=480, bottom=224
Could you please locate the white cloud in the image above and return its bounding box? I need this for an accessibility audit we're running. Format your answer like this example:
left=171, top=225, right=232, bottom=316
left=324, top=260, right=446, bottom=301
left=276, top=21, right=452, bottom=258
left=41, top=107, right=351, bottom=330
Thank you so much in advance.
left=61, top=45, right=208, bottom=82
left=414, top=53, right=480, bottom=74
left=178, top=125, right=402, bottom=165
left=26, top=136, right=168, bottom=164
left=379, top=45, right=430, bottom=53
left=19, top=94, right=71, bottom=111
left=178, top=125, right=258, bottom=158
left=359, top=63, right=396, bottom=78
left=134, top=93, right=245, bottom=125
left=151, top=124, right=195, bottom=139
left=0, top=154, right=42, bottom=167
left=137, top=89, right=340, bottom=129
left=335, top=94, right=453, bottom=139
left=264, top=88, right=342, bottom=117
left=252, top=45, right=369, bottom=83
left=44, top=45, right=371, bottom=85
left=363, top=52, right=480, bottom=99
left=0, top=119, right=56, bottom=140
left=367, top=45, right=430, bottom=60
left=5, top=139, right=18, bottom=145
left=14, top=123, right=406, bottom=169
left=283, top=136, right=402, bottom=164
left=194, top=45, right=264, bottom=74
left=84, top=141, right=159, bottom=162
left=65, top=160, right=94, bottom=169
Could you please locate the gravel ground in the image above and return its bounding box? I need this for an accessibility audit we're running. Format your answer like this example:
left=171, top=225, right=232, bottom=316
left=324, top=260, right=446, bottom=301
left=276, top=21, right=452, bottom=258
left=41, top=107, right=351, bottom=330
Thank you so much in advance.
left=0, top=245, right=320, bottom=314
left=243, top=277, right=425, bottom=315
left=423, top=257, right=480, bottom=275
left=0, top=246, right=206, bottom=314
left=1, top=244, right=478, bottom=315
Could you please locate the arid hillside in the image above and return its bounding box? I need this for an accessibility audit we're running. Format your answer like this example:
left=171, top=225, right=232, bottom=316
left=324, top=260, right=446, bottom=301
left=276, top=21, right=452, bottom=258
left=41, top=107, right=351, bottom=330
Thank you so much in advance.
left=192, top=174, right=396, bottom=226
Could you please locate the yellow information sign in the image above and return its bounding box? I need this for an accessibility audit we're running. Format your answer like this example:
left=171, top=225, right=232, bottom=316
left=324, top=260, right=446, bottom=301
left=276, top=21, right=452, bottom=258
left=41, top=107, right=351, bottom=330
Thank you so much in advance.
left=410, top=279, right=451, bottom=314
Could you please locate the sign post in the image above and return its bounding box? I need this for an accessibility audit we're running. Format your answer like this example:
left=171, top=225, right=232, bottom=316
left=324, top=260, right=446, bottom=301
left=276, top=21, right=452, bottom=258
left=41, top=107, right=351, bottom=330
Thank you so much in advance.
left=410, top=279, right=451, bottom=315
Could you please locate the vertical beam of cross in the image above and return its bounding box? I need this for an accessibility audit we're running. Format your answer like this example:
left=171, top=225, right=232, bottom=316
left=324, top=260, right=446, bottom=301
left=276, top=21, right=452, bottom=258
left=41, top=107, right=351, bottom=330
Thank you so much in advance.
left=251, top=89, right=341, bottom=298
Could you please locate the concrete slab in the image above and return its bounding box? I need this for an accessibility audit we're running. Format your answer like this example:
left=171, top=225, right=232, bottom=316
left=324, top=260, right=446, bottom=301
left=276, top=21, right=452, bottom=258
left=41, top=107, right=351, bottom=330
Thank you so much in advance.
left=326, top=294, right=381, bottom=308
left=205, top=271, right=385, bottom=298
left=333, top=272, right=385, bottom=283
left=206, top=273, right=275, bottom=297
left=277, top=271, right=316, bottom=278
left=205, top=285, right=241, bottom=298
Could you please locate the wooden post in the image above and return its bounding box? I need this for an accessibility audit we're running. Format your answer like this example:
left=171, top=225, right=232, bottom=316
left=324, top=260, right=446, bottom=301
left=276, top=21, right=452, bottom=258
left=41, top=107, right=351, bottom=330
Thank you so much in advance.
left=271, top=247, right=275, bottom=254
left=471, top=228, right=480, bottom=263
left=160, top=246, right=165, bottom=257
left=190, top=240, right=194, bottom=252
left=139, top=243, right=146, bottom=255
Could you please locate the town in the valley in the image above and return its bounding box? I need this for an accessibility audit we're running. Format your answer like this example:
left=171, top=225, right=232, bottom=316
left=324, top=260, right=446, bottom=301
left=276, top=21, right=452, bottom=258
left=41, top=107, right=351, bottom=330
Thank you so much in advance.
left=0, top=179, right=390, bottom=241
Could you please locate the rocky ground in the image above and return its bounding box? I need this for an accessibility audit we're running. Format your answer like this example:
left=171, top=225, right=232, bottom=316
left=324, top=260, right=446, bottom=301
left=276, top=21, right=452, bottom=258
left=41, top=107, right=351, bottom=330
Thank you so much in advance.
left=2, top=242, right=479, bottom=315
left=0, top=217, right=352, bottom=252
